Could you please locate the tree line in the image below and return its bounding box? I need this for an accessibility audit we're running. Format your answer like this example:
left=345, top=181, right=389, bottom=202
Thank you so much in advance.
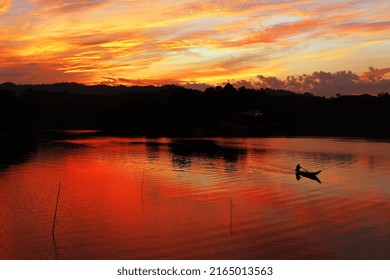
left=1, top=82, right=389, bottom=138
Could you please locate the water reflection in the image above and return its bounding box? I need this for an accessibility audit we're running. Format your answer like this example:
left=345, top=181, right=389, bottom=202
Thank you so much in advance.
left=296, top=171, right=322, bottom=184
left=169, top=139, right=246, bottom=172
left=301, top=152, right=356, bottom=168
left=0, top=137, right=36, bottom=171
left=1, top=135, right=390, bottom=260
left=50, top=141, right=91, bottom=150
left=172, top=154, right=192, bottom=171
left=145, top=142, right=161, bottom=162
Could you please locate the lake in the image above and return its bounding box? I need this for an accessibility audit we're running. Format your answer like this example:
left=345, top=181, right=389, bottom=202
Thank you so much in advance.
left=1, top=133, right=390, bottom=259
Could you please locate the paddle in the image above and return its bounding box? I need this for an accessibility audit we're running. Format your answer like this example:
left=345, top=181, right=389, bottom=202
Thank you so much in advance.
left=300, top=166, right=309, bottom=172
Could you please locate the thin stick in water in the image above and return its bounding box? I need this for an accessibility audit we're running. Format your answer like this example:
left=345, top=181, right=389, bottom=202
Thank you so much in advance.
left=141, top=169, right=145, bottom=192
left=141, top=169, right=145, bottom=213
left=230, top=197, right=234, bottom=237
left=52, top=181, right=61, bottom=236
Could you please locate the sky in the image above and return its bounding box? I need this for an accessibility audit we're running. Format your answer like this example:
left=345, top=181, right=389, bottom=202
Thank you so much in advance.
left=0, top=0, right=389, bottom=96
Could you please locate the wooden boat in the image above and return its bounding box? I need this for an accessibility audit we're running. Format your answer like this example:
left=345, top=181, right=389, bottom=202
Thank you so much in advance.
left=296, top=170, right=322, bottom=183
left=298, top=170, right=321, bottom=177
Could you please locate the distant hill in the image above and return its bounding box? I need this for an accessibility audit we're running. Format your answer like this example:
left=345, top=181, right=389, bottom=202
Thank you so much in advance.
left=0, top=82, right=165, bottom=95
left=0, top=82, right=299, bottom=96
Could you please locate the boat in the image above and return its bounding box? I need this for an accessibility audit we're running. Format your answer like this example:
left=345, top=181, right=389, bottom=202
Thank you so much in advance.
left=296, top=170, right=322, bottom=183
left=298, top=170, right=321, bottom=177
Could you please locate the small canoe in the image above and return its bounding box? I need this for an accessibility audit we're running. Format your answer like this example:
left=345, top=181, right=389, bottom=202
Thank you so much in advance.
left=298, top=170, right=321, bottom=176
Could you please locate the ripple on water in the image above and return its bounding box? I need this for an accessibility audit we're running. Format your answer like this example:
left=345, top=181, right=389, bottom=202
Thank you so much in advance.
left=1, top=137, right=390, bottom=259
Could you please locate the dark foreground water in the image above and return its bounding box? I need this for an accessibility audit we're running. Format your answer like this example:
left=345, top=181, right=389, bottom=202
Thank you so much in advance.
left=1, top=134, right=390, bottom=259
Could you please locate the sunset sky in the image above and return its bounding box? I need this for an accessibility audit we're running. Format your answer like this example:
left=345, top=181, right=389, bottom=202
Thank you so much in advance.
left=1, top=0, right=389, bottom=96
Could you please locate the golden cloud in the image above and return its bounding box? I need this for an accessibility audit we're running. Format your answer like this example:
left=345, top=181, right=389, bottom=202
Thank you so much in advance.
left=0, top=0, right=11, bottom=14
left=1, top=0, right=389, bottom=91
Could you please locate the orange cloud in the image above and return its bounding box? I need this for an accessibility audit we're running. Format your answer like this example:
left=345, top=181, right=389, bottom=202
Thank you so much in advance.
left=28, top=0, right=113, bottom=14
left=0, top=62, right=89, bottom=84
left=331, top=21, right=390, bottom=35
left=168, top=0, right=313, bottom=18
left=0, top=0, right=11, bottom=14
left=1, top=0, right=389, bottom=92
left=360, top=67, right=390, bottom=82
left=233, top=19, right=322, bottom=46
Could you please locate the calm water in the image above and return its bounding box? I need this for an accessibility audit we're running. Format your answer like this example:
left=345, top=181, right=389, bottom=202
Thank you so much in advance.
left=1, top=134, right=390, bottom=259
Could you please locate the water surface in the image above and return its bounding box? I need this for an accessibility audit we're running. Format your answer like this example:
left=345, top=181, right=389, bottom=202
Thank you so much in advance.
left=1, top=135, right=390, bottom=259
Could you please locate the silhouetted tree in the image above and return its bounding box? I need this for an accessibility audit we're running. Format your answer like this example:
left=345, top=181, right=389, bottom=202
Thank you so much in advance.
left=1, top=82, right=389, bottom=137
left=222, top=83, right=237, bottom=94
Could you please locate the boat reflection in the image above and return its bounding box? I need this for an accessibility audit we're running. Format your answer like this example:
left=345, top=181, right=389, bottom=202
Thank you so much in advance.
left=296, top=170, right=322, bottom=184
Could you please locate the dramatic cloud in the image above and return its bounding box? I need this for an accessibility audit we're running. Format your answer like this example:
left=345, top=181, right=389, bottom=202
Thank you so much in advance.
left=250, top=68, right=390, bottom=96
left=100, top=68, right=390, bottom=96
left=360, top=67, right=390, bottom=82
left=0, top=0, right=389, bottom=95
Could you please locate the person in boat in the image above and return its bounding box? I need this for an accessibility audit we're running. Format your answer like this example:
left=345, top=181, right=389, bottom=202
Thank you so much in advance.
left=295, top=164, right=308, bottom=173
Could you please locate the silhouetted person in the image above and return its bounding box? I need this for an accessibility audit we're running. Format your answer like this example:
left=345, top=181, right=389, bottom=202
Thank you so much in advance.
left=296, top=164, right=308, bottom=172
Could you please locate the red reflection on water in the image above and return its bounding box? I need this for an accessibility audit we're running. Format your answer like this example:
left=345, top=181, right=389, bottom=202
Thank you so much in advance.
left=1, top=137, right=390, bottom=259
